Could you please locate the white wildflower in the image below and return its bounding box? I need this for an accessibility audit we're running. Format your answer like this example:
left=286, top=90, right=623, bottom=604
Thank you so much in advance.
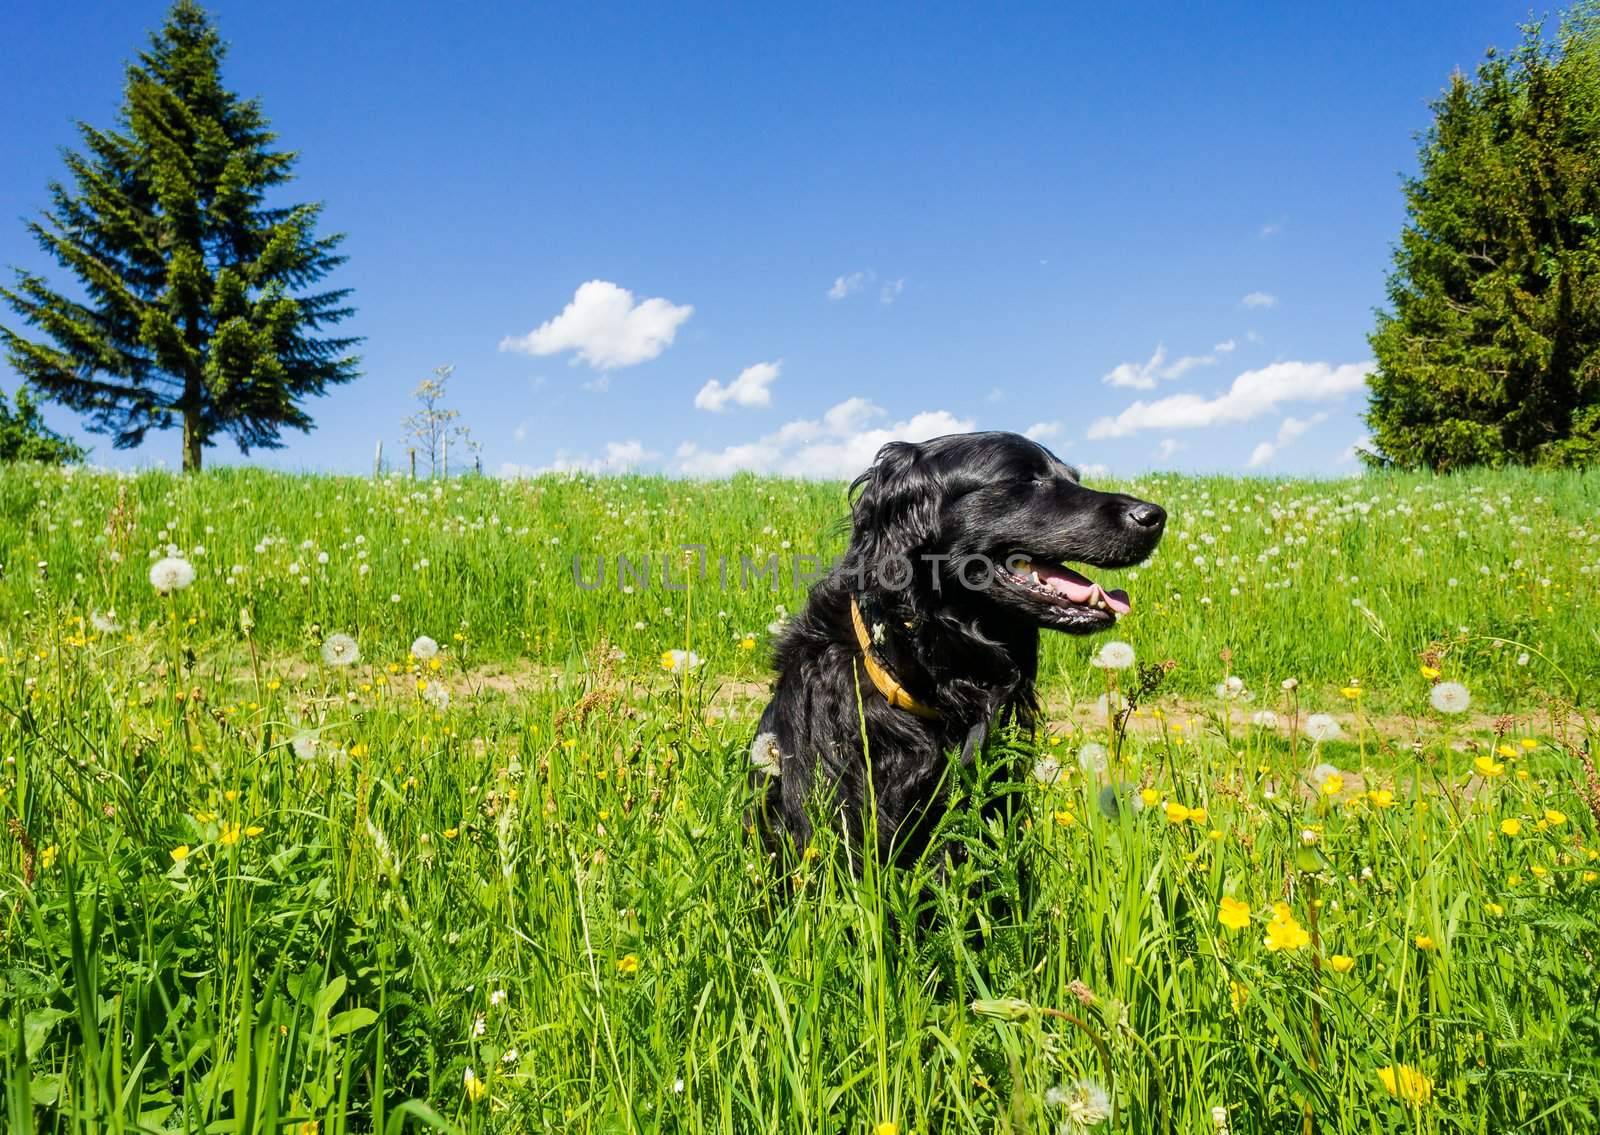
left=321, top=633, right=361, bottom=667
left=411, top=635, right=440, bottom=660
left=1429, top=681, right=1471, bottom=715
left=1090, top=640, right=1136, bottom=670
left=1250, top=710, right=1279, bottom=729
left=1032, top=756, right=1062, bottom=785
left=1305, top=713, right=1342, bottom=742
left=149, top=556, right=196, bottom=594
left=751, top=732, right=782, bottom=778
left=1077, top=742, right=1109, bottom=775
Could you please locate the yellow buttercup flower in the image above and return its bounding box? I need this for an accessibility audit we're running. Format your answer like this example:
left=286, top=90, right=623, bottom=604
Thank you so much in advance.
left=462, top=1066, right=487, bottom=1103
left=1414, top=934, right=1435, bottom=950
left=1495, top=743, right=1516, bottom=759
left=1139, top=787, right=1160, bottom=808
left=1164, top=802, right=1191, bottom=824
left=1340, top=686, right=1362, bottom=700
left=873, top=1124, right=900, bottom=1135
left=1328, top=954, right=1356, bottom=974
left=1217, top=896, right=1251, bottom=931
left=1519, top=738, right=1537, bottom=751
left=1544, top=809, right=1567, bottom=827
left=1321, top=773, right=1344, bottom=796
left=1500, top=818, right=1522, bottom=837
left=1368, top=788, right=1395, bottom=808
left=171, top=845, right=190, bottom=862
left=1485, top=901, right=1505, bottom=916
left=219, top=824, right=241, bottom=846
left=1473, top=756, right=1503, bottom=778
left=616, top=954, right=639, bottom=977
left=1377, top=1064, right=1432, bottom=1106
left=1053, top=809, right=1076, bottom=827
left=1419, top=665, right=1440, bottom=680
left=1263, top=905, right=1310, bottom=952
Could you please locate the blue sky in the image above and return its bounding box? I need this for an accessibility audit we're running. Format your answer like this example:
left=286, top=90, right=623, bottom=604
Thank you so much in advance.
left=1, top=1, right=1534, bottom=477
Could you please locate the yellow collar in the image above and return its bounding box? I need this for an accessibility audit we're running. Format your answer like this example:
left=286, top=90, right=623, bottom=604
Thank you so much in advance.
left=849, top=597, right=942, bottom=720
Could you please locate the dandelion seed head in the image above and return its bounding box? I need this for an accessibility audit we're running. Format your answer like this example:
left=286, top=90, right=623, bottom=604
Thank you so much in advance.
left=1429, top=681, right=1471, bottom=714
left=149, top=556, right=196, bottom=594
left=321, top=633, right=361, bottom=667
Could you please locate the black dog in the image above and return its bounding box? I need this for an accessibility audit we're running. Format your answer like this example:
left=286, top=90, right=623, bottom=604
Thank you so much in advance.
left=748, top=430, right=1165, bottom=868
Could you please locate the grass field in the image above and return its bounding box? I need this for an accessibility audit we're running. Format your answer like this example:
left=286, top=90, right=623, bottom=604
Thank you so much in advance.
left=1, top=463, right=1598, bottom=1133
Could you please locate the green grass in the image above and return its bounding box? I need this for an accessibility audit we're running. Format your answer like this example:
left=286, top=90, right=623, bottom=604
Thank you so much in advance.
left=1, top=463, right=1598, bottom=1134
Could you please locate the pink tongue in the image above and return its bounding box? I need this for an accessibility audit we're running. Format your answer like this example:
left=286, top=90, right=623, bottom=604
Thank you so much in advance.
left=1038, top=565, right=1133, bottom=613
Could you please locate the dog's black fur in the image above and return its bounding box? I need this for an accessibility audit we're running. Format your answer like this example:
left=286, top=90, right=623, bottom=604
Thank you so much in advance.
left=749, top=430, right=1165, bottom=869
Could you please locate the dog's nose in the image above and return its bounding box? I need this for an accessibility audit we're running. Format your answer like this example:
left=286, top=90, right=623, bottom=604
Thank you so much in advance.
left=1127, top=502, right=1165, bottom=529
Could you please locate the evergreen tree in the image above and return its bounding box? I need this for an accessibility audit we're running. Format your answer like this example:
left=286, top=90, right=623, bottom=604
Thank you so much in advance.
left=0, top=386, right=86, bottom=465
left=0, top=1, right=359, bottom=472
left=1364, top=7, right=1600, bottom=470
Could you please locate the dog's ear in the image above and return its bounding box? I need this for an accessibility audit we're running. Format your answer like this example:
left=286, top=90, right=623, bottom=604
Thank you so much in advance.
left=848, top=440, right=942, bottom=578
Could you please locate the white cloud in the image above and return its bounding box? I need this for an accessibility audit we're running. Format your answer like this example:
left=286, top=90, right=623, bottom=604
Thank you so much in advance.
left=1213, top=339, right=1236, bottom=354
left=500, top=439, right=658, bottom=477
left=499, top=280, right=693, bottom=369
left=1241, top=291, right=1277, bottom=309
left=1338, top=435, right=1373, bottom=465
left=822, top=396, right=884, bottom=435
left=880, top=277, right=905, bottom=304
left=1087, top=360, right=1371, bottom=439
left=828, top=271, right=871, bottom=300
left=674, top=399, right=973, bottom=479
left=1078, top=462, right=1110, bottom=479
left=1247, top=413, right=1329, bottom=467
left=694, top=361, right=781, bottom=413
left=1156, top=438, right=1182, bottom=461
left=1024, top=421, right=1062, bottom=442
left=1102, top=343, right=1217, bottom=390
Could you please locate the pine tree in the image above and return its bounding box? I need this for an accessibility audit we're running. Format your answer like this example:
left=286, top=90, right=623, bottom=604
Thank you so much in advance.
left=0, top=1, right=359, bottom=472
left=1363, top=7, right=1600, bottom=471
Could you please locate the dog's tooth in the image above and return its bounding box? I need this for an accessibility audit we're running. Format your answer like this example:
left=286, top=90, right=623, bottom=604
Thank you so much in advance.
left=1029, top=570, right=1040, bottom=585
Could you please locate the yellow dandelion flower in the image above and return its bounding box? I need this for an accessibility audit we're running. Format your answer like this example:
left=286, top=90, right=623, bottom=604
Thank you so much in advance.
left=1368, top=788, right=1396, bottom=808
left=40, top=845, right=59, bottom=869
left=1414, top=934, right=1435, bottom=950
left=1530, top=865, right=1548, bottom=878
left=1320, top=774, right=1344, bottom=796
left=1377, top=1064, right=1432, bottom=1106
left=738, top=636, right=756, bottom=651
left=219, top=824, right=241, bottom=846
left=1328, top=954, right=1356, bottom=974
left=1139, top=787, right=1160, bottom=808
left=1164, top=802, right=1191, bottom=824
left=1544, top=809, right=1567, bottom=827
left=1340, top=686, right=1362, bottom=700
left=1053, top=809, right=1076, bottom=827
left=1229, top=980, right=1249, bottom=1012
left=463, top=1066, right=487, bottom=1103
left=1419, top=665, right=1440, bottom=680
left=1519, top=738, right=1537, bottom=751
left=1217, top=896, right=1251, bottom=931
left=171, top=845, right=190, bottom=862
left=616, top=954, right=639, bottom=977
left=1495, top=743, right=1517, bottom=759
left=1473, top=756, right=1504, bottom=778
left=1583, top=871, right=1597, bottom=884
left=873, top=1124, right=900, bottom=1135
left=245, top=825, right=264, bottom=838
left=1500, top=818, right=1522, bottom=837
left=1485, top=901, right=1504, bottom=916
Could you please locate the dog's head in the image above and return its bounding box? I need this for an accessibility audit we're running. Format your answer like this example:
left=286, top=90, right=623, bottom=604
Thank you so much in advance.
left=846, top=431, right=1165, bottom=634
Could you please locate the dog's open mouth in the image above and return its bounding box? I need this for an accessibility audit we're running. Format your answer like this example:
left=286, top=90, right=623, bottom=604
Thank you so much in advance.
left=999, top=556, right=1131, bottom=624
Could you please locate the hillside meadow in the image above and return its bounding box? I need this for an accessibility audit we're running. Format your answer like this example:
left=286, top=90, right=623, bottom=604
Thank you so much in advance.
left=1, top=463, right=1598, bottom=1133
